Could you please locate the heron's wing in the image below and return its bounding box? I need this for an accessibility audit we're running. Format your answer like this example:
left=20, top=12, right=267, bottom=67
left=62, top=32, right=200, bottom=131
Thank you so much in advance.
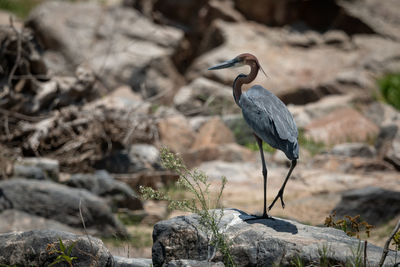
left=239, top=85, right=298, bottom=143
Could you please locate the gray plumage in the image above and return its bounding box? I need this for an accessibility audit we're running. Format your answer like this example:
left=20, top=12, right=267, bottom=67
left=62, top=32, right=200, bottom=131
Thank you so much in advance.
left=240, top=85, right=299, bottom=160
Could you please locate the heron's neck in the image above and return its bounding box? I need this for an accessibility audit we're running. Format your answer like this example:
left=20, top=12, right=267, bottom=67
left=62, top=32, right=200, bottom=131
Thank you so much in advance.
left=233, top=61, right=259, bottom=105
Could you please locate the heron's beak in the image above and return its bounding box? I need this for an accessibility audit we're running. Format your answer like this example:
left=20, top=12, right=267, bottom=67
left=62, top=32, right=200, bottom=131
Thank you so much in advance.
left=208, top=58, right=239, bottom=70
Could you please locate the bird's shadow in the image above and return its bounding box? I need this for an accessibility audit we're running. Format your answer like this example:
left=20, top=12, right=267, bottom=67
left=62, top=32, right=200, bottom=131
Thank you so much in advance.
left=235, top=209, right=298, bottom=234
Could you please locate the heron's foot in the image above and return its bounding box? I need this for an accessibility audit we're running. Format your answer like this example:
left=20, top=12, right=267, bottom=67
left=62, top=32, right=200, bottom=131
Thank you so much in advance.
left=268, top=190, right=285, bottom=211
left=244, top=213, right=273, bottom=221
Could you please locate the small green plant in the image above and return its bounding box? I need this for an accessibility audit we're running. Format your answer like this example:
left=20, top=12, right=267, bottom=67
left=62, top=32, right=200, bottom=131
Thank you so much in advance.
left=324, top=212, right=374, bottom=239
left=46, top=238, right=78, bottom=267
left=392, top=231, right=400, bottom=251
left=140, top=148, right=235, bottom=266
left=290, top=255, right=305, bottom=267
left=378, top=73, right=400, bottom=110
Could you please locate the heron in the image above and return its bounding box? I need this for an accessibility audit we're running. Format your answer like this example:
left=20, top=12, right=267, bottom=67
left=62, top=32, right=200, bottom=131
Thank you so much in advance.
left=208, top=53, right=298, bottom=219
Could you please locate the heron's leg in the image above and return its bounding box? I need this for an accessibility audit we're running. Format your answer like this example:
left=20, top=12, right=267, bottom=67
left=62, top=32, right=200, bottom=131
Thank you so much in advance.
left=256, top=135, right=270, bottom=218
left=244, top=135, right=271, bottom=221
left=268, top=159, right=297, bottom=211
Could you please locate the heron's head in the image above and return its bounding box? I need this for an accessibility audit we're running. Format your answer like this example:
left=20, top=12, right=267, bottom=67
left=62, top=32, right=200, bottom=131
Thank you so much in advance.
left=208, top=53, right=267, bottom=77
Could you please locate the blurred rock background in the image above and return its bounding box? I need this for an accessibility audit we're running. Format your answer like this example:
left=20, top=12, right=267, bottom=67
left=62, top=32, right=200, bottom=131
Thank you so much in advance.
left=0, top=0, right=399, bottom=259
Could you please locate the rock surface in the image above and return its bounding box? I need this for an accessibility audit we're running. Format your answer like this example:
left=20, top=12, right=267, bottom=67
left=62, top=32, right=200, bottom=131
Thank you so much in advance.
left=304, top=107, right=379, bottom=145
left=0, top=209, right=81, bottom=234
left=27, top=1, right=184, bottom=97
left=64, top=170, right=143, bottom=211
left=152, top=209, right=397, bottom=266
left=0, top=230, right=113, bottom=267
left=13, top=157, right=59, bottom=181
left=0, top=178, right=127, bottom=237
left=333, top=187, right=400, bottom=226
left=113, top=256, right=153, bottom=267
left=188, top=20, right=400, bottom=104
left=330, top=143, right=376, bottom=158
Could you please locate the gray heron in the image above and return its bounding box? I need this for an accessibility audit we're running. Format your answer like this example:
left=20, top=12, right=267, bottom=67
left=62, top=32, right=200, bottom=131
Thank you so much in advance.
left=208, top=53, right=299, bottom=219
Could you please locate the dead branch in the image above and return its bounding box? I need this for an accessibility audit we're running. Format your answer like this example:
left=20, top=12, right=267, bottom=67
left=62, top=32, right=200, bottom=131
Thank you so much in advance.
left=379, top=218, right=400, bottom=266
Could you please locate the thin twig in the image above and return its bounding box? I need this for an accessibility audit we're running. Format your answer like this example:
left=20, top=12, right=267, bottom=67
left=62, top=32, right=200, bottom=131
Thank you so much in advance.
left=0, top=107, right=47, bottom=122
left=78, top=198, right=97, bottom=266
left=364, top=240, right=367, bottom=267
left=379, top=218, right=400, bottom=267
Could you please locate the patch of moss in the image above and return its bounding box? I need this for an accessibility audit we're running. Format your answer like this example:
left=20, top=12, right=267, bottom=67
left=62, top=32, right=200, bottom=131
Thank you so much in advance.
left=378, top=73, right=400, bottom=110
left=0, top=0, right=43, bottom=18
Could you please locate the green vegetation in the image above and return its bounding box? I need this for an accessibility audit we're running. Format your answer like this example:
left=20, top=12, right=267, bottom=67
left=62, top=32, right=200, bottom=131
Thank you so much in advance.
left=378, top=73, right=400, bottom=110
left=46, top=238, right=77, bottom=267
left=392, top=231, right=400, bottom=251
left=245, top=141, right=275, bottom=153
left=298, top=128, right=326, bottom=156
left=140, top=148, right=235, bottom=266
left=0, top=0, right=43, bottom=18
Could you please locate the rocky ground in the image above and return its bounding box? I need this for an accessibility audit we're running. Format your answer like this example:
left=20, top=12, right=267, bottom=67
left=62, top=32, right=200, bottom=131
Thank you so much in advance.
left=0, top=0, right=400, bottom=266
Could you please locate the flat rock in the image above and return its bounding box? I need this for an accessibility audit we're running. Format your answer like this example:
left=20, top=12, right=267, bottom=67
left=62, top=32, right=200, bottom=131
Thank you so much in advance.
left=152, top=209, right=397, bottom=266
left=0, top=230, right=113, bottom=267
left=333, top=186, right=400, bottom=226
left=0, top=178, right=127, bottom=237
left=64, top=170, right=143, bottom=211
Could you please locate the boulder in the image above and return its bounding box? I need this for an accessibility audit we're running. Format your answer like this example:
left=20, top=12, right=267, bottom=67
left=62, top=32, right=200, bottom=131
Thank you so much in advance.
left=0, top=230, right=113, bottom=267
left=152, top=209, right=397, bottom=266
left=330, top=143, right=376, bottom=158
left=26, top=1, right=184, bottom=99
left=333, top=187, right=400, bottom=226
left=113, top=256, right=153, bottom=267
left=187, top=20, right=400, bottom=105
left=304, top=107, right=379, bottom=145
left=173, top=77, right=239, bottom=116
left=64, top=170, right=143, bottom=211
left=12, top=157, right=59, bottom=181
left=192, top=117, right=235, bottom=149
left=158, top=114, right=196, bottom=153
left=0, top=179, right=127, bottom=237
left=0, top=209, right=81, bottom=234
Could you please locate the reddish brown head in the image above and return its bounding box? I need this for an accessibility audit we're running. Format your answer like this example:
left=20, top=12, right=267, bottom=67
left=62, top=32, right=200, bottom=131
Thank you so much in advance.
left=208, top=53, right=267, bottom=78
left=208, top=53, right=267, bottom=105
